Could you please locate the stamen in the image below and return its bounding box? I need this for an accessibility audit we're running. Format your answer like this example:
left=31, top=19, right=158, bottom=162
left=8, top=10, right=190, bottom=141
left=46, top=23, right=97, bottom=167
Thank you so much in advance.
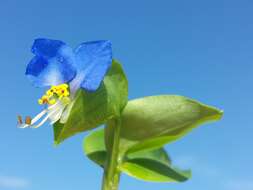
left=32, top=108, right=59, bottom=128
left=17, top=109, right=48, bottom=128
left=38, top=99, right=43, bottom=105
left=17, top=103, right=65, bottom=129
left=31, top=109, right=47, bottom=124
left=38, top=83, right=70, bottom=106
left=18, top=83, right=71, bottom=129
left=47, top=100, right=61, bottom=110
left=25, top=116, right=32, bottom=125
left=48, top=99, right=56, bottom=105
left=17, top=115, right=23, bottom=124
left=32, top=114, right=51, bottom=128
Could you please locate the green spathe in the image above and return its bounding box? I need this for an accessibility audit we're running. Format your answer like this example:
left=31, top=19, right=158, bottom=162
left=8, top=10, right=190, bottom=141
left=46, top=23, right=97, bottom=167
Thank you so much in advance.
left=54, top=60, right=128, bottom=144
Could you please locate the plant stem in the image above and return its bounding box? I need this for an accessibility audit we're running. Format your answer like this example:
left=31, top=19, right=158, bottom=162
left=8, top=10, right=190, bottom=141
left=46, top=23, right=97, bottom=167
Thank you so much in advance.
left=102, top=118, right=122, bottom=190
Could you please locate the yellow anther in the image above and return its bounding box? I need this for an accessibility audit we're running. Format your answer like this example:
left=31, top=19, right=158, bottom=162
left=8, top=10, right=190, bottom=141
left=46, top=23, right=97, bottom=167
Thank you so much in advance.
left=48, top=99, right=56, bottom=105
left=46, top=89, right=54, bottom=96
left=38, top=99, right=43, bottom=105
left=59, top=84, right=68, bottom=89
left=38, top=84, right=70, bottom=105
left=54, top=83, right=69, bottom=97
left=64, top=90, right=69, bottom=96
left=42, top=95, right=49, bottom=100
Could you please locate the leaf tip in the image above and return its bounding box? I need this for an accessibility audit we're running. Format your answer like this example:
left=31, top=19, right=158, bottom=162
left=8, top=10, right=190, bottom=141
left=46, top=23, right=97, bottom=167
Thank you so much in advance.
left=218, top=109, right=224, bottom=119
left=200, top=104, right=224, bottom=122
left=53, top=141, right=60, bottom=147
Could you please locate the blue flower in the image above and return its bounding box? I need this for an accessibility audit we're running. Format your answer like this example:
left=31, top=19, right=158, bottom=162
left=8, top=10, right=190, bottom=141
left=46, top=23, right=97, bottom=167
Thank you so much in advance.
left=18, top=38, right=112, bottom=128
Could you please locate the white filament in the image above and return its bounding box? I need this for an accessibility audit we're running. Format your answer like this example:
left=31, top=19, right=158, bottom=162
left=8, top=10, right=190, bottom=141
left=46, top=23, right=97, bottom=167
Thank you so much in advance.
left=18, top=109, right=47, bottom=128
left=32, top=108, right=59, bottom=128
left=18, top=101, right=64, bottom=129
left=31, top=109, right=47, bottom=125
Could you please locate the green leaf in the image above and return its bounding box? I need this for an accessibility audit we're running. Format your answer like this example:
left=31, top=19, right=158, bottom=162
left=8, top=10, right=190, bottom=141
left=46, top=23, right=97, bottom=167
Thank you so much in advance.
left=126, top=148, right=171, bottom=166
left=118, top=95, right=223, bottom=153
left=119, top=159, right=191, bottom=183
left=120, top=145, right=190, bottom=183
left=84, top=129, right=191, bottom=183
left=83, top=128, right=106, bottom=167
left=83, top=128, right=173, bottom=171
left=54, top=60, right=128, bottom=144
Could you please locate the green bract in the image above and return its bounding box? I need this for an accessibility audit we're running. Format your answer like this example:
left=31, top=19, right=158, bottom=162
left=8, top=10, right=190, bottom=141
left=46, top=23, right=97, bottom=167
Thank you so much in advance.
left=53, top=60, right=128, bottom=144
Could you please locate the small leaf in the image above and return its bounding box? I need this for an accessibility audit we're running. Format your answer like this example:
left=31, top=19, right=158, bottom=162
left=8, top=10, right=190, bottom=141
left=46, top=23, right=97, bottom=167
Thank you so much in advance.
left=83, top=128, right=106, bottom=167
left=120, top=147, right=190, bottom=182
left=126, top=148, right=171, bottom=166
left=84, top=129, right=191, bottom=183
left=83, top=128, right=172, bottom=170
left=118, top=95, right=223, bottom=153
left=120, top=159, right=191, bottom=183
left=53, top=60, right=128, bottom=144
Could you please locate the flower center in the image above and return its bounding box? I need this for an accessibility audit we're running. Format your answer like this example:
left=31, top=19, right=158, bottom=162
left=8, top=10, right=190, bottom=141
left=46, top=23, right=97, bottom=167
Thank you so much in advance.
left=38, top=83, right=70, bottom=105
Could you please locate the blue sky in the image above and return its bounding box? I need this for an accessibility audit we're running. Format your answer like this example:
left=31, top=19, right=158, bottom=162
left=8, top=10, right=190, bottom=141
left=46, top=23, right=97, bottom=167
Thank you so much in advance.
left=0, top=0, right=252, bottom=190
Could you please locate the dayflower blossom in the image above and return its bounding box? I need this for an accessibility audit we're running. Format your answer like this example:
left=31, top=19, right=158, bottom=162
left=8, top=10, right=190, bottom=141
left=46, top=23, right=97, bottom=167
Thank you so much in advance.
left=18, top=38, right=112, bottom=128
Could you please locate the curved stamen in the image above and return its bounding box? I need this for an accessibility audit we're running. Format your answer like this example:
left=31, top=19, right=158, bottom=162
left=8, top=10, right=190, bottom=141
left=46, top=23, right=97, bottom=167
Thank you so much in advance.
left=18, top=109, right=47, bottom=128
left=31, top=109, right=47, bottom=125
left=18, top=83, right=72, bottom=129
left=32, top=108, right=59, bottom=128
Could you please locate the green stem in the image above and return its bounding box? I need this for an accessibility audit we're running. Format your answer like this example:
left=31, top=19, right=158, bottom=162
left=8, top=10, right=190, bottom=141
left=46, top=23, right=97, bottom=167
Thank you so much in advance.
left=102, top=118, right=122, bottom=190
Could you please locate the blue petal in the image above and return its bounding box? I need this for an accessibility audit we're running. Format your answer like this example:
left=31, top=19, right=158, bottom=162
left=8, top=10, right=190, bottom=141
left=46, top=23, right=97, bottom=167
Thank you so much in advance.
left=31, top=38, right=66, bottom=59
left=71, top=40, right=112, bottom=92
left=26, top=45, right=76, bottom=87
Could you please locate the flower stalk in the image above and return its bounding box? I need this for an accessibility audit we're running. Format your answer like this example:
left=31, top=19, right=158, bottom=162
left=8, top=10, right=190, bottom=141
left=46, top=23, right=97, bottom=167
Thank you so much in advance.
left=102, top=118, right=122, bottom=190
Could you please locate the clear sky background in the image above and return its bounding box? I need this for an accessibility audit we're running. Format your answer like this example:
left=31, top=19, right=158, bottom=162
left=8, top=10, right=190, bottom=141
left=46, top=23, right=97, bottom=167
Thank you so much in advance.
left=0, top=0, right=252, bottom=190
